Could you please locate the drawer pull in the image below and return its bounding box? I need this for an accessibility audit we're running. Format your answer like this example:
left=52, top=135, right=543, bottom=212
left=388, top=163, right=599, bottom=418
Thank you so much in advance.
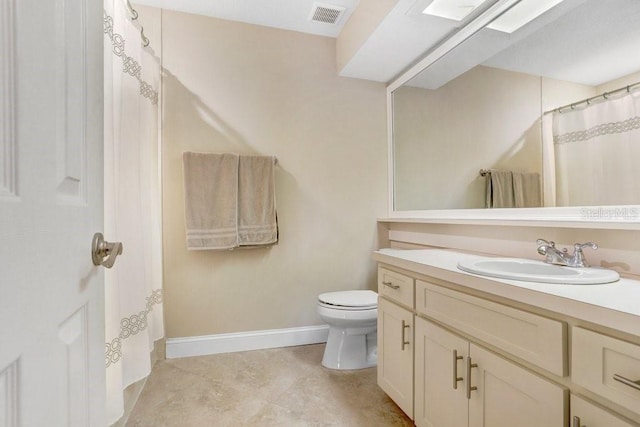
left=452, top=350, right=463, bottom=389
left=572, top=416, right=583, bottom=427
left=466, top=357, right=478, bottom=399
left=382, top=281, right=400, bottom=290
left=613, top=373, right=640, bottom=391
left=401, top=320, right=410, bottom=351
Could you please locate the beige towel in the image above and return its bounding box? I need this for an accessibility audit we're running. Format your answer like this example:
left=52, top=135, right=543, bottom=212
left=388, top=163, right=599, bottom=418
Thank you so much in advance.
left=486, top=170, right=515, bottom=208
left=513, top=172, right=542, bottom=208
left=183, top=152, right=239, bottom=250
left=238, top=155, right=278, bottom=246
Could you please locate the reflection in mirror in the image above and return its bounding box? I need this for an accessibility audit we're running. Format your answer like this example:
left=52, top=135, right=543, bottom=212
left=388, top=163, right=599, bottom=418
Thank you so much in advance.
left=392, top=0, right=640, bottom=212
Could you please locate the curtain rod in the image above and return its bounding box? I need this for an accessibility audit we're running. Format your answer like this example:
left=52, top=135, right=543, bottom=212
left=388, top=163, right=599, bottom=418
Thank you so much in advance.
left=125, top=0, right=150, bottom=47
left=543, top=80, right=640, bottom=115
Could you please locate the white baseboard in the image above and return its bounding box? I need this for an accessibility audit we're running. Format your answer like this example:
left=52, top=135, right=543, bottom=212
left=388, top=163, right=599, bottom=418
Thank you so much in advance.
left=165, top=325, right=329, bottom=359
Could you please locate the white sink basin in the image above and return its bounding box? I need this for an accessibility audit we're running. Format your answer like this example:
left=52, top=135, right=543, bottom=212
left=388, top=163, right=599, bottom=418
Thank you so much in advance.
left=457, top=258, right=619, bottom=285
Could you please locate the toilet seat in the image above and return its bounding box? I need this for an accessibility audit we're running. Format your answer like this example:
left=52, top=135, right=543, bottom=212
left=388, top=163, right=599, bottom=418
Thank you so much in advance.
left=318, top=290, right=377, bottom=311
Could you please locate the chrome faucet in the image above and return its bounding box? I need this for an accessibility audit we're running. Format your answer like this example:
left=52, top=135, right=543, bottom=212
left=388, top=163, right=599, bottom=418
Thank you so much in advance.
left=536, top=239, right=598, bottom=268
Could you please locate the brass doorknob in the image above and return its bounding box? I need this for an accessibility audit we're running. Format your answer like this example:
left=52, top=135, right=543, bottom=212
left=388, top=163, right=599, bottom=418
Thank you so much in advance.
left=91, top=233, right=123, bottom=268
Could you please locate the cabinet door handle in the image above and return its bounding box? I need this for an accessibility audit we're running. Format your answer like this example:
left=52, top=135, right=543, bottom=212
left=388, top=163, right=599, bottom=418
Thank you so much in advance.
left=466, top=356, right=478, bottom=399
left=382, top=281, right=400, bottom=290
left=613, top=374, right=640, bottom=391
left=452, top=349, right=463, bottom=389
left=572, top=415, right=583, bottom=427
left=401, top=320, right=410, bottom=351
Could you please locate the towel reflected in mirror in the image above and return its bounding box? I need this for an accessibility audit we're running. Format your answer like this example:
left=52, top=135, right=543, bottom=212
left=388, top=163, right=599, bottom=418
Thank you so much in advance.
left=484, top=169, right=541, bottom=209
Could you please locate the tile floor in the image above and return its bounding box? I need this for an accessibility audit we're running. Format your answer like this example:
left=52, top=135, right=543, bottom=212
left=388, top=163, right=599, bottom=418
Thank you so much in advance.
left=125, top=343, right=413, bottom=426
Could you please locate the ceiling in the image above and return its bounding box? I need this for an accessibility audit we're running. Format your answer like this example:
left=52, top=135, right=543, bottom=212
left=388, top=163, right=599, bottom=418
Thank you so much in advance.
left=132, top=0, right=470, bottom=83
left=132, top=0, right=361, bottom=38
left=133, top=0, right=640, bottom=88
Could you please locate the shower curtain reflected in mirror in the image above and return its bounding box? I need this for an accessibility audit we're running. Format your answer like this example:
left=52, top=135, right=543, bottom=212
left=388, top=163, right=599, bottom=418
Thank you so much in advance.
left=104, top=0, right=164, bottom=423
left=551, top=89, right=640, bottom=207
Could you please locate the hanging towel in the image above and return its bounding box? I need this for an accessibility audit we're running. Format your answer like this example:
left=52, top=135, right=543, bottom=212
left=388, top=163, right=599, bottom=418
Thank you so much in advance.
left=183, top=152, right=239, bottom=250
left=512, top=172, right=542, bottom=208
left=485, top=169, right=515, bottom=208
left=237, top=155, right=278, bottom=247
left=182, top=152, right=278, bottom=250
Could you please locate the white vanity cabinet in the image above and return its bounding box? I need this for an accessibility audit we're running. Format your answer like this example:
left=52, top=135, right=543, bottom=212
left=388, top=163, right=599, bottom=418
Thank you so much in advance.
left=415, top=280, right=566, bottom=376
left=467, top=341, right=565, bottom=427
left=571, top=394, right=637, bottom=427
left=414, top=313, right=566, bottom=427
left=414, top=317, right=468, bottom=427
left=377, top=265, right=567, bottom=426
left=572, top=327, right=640, bottom=417
left=375, top=250, right=640, bottom=427
left=377, top=268, right=415, bottom=417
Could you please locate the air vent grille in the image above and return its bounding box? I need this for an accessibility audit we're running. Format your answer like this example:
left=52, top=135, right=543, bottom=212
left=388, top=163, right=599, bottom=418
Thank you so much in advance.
left=309, top=2, right=346, bottom=25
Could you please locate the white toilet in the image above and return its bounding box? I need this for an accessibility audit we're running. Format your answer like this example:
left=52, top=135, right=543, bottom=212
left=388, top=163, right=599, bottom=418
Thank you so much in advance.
left=317, top=290, right=378, bottom=370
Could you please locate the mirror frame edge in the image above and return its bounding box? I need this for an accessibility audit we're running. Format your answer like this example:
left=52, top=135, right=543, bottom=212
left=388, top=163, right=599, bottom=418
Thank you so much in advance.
left=385, top=0, right=640, bottom=230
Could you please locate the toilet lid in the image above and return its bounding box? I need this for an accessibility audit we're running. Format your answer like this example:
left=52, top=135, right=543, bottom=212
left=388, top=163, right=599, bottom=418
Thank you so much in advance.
left=318, top=290, right=378, bottom=309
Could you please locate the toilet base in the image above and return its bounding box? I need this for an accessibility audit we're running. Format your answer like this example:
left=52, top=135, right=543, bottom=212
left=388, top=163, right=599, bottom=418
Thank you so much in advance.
left=321, top=328, right=377, bottom=370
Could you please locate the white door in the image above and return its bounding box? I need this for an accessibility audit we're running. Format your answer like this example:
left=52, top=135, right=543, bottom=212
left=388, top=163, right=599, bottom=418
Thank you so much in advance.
left=0, top=0, right=105, bottom=425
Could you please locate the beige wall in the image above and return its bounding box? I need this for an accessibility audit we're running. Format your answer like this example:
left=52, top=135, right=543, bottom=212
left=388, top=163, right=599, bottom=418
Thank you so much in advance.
left=384, top=222, right=640, bottom=280
left=597, top=70, right=640, bottom=93
left=160, top=10, right=388, bottom=338
left=394, top=66, right=543, bottom=210
left=157, top=8, right=640, bottom=340
left=336, top=0, right=399, bottom=73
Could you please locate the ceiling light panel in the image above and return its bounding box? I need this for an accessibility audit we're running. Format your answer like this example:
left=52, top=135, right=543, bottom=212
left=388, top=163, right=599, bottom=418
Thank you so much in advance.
left=422, top=0, right=489, bottom=21
left=487, top=0, right=565, bottom=33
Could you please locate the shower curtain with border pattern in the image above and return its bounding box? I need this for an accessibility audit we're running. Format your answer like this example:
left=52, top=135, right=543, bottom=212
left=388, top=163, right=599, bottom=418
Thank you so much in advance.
left=551, top=88, right=640, bottom=208
left=104, top=0, right=164, bottom=423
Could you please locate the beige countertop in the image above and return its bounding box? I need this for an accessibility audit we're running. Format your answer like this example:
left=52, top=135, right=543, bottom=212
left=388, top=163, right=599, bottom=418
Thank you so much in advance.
left=373, top=248, right=640, bottom=338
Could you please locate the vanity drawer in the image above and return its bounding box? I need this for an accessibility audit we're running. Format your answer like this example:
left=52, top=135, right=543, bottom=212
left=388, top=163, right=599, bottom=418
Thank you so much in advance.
left=571, top=394, right=636, bottom=427
left=416, top=280, right=566, bottom=376
left=378, top=267, right=414, bottom=308
left=572, top=327, right=640, bottom=416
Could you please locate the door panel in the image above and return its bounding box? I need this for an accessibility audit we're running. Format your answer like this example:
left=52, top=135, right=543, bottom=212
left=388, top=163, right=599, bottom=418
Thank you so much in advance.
left=0, top=0, right=104, bottom=425
left=414, top=318, right=468, bottom=427
left=378, top=297, right=414, bottom=418
left=468, top=343, right=566, bottom=427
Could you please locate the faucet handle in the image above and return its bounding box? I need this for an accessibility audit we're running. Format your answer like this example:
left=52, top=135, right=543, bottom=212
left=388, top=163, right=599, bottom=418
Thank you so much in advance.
left=571, top=242, right=598, bottom=267
left=575, top=242, right=598, bottom=251
left=536, top=238, right=555, bottom=247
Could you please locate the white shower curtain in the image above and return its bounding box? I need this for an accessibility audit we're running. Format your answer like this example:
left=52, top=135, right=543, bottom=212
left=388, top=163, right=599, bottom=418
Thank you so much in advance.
left=552, top=89, right=640, bottom=206
left=104, top=0, right=164, bottom=424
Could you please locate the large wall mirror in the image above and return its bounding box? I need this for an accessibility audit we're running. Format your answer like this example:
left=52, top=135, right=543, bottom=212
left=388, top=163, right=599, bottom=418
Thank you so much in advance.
left=390, top=0, right=640, bottom=225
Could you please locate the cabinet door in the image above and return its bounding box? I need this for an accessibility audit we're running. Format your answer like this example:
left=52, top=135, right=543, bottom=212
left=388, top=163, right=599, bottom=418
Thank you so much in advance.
left=468, top=343, right=566, bottom=427
left=378, top=297, right=414, bottom=418
left=414, top=318, right=468, bottom=427
left=571, top=394, right=636, bottom=427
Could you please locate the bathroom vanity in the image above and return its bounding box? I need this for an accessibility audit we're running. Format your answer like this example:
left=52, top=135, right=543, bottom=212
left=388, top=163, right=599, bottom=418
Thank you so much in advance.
left=375, top=248, right=640, bottom=427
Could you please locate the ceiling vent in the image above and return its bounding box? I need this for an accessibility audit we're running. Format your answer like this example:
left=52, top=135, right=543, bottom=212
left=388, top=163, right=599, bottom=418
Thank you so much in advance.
left=309, top=2, right=346, bottom=25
